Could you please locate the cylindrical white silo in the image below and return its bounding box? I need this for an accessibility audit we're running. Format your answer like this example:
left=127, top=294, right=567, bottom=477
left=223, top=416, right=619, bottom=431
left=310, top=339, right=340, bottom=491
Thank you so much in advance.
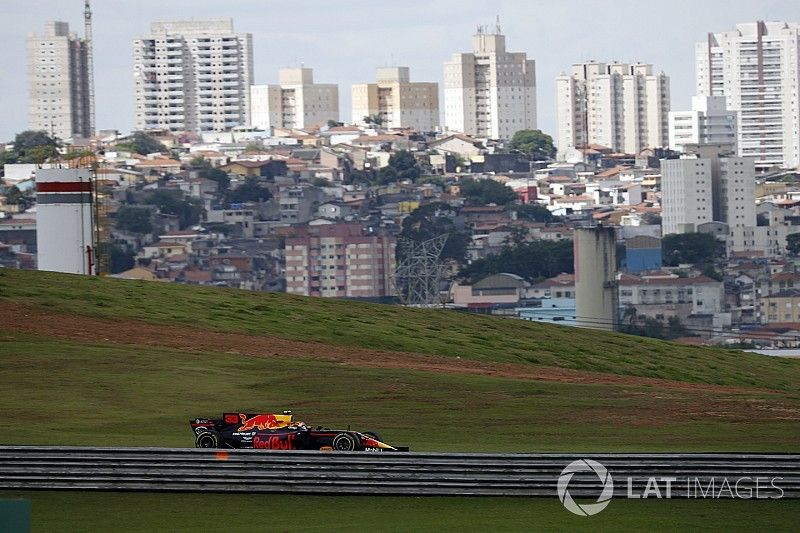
left=574, top=226, right=618, bottom=331
left=35, top=168, right=95, bottom=275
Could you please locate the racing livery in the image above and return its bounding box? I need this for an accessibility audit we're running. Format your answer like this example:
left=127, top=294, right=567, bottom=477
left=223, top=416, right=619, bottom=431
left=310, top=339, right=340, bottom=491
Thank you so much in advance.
left=190, top=411, right=408, bottom=452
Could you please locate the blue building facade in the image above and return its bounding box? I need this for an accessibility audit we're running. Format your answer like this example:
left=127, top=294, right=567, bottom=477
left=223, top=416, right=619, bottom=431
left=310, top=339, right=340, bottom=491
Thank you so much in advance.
left=623, top=235, right=662, bottom=273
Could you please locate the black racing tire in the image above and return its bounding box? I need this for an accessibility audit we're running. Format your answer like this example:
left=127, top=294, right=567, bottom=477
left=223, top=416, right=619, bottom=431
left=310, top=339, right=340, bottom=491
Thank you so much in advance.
left=332, top=433, right=358, bottom=452
left=363, top=431, right=383, bottom=442
left=195, top=431, right=220, bottom=449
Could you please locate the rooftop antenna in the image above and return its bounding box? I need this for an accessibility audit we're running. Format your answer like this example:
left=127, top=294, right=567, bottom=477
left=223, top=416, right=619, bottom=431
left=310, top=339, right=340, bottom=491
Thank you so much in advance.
left=495, top=15, right=502, bottom=34
left=84, top=0, right=95, bottom=136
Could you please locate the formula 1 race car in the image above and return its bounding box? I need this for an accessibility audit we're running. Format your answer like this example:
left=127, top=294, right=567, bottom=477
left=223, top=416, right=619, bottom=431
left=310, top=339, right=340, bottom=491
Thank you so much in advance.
left=189, top=411, right=408, bottom=452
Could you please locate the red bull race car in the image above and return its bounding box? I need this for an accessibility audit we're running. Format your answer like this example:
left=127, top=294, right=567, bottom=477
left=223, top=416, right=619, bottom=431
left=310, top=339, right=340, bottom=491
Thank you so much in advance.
left=190, top=411, right=408, bottom=452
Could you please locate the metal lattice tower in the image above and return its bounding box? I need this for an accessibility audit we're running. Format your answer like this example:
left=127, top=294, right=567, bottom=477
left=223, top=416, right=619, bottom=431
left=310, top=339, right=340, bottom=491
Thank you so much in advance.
left=392, top=235, right=449, bottom=306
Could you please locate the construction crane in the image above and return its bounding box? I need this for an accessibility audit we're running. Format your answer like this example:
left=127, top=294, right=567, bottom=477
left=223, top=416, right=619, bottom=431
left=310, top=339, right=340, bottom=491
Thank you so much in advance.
left=84, top=0, right=95, bottom=136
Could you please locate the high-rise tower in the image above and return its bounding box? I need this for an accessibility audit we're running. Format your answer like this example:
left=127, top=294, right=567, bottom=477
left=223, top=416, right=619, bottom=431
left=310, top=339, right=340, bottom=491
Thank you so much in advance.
left=27, top=20, right=92, bottom=140
left=133, top=19, right=253, bottom=133
left=696, top=21, right=800, bottom=169
left=443, top=24, right=537, bottom=139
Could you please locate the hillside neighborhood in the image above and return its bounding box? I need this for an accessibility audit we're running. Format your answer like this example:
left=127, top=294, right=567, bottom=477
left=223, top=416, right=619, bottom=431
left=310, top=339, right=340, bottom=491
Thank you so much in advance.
left=3, top=125, right=800, bottom=348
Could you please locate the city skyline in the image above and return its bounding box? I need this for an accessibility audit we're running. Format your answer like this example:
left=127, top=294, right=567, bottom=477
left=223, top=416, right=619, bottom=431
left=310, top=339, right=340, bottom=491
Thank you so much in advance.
left=1, top=0, right=798, bottom=140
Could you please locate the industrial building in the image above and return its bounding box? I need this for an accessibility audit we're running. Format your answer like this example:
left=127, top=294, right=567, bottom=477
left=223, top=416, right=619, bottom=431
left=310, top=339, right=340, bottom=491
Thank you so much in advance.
left=35, top=168, right=96, bottom=275
left=574, top=226, right=619, bottom=331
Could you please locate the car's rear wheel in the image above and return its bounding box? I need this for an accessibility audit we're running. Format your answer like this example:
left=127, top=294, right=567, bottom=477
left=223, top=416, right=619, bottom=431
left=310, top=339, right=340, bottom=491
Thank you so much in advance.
left=195, top=431, right=219, bottom=449
left=332, top=433, right=358, bottom=451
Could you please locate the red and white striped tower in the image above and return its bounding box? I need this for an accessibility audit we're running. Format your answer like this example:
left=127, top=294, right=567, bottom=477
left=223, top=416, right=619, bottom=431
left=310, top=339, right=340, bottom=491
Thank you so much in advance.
left=35, top=168, right=95, bottom=274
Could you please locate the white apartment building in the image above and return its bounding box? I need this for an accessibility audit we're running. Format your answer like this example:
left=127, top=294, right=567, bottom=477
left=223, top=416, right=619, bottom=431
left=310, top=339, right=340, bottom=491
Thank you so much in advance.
left=133, top=19, right=253, bottom=133
left=619, top=274, right=725, bottom=319
left=443, top=26, right=536, bottom=139
left=250, top=68, right=339, bottom=130
left=351, top=67, right=439, bottom=131
left=27, top=21, right=93, bottom=140
left=660, top=157, right=713, bottom=235
left=696, top=21, right=800, bottom=169
left=669, top=95, right=737, bottom=152
left=556, top=61, right=670, bottom=157
left=661, top=144, right=756, bottom=253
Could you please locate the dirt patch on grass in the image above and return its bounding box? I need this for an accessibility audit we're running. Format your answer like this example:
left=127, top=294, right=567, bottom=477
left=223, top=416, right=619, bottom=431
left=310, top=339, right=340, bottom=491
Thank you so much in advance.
left=0, top=304, right=783, bottom=396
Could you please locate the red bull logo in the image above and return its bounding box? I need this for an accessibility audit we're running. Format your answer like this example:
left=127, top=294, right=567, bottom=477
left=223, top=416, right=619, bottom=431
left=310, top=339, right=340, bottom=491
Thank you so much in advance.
left=238, top=413, right=281, bottom=431
left=253, top=434, right=296, bottom=450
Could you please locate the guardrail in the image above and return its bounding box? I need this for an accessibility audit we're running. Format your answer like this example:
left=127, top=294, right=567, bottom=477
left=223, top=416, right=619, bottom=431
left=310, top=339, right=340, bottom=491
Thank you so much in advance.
left=0, top=447, right=798, bottom=497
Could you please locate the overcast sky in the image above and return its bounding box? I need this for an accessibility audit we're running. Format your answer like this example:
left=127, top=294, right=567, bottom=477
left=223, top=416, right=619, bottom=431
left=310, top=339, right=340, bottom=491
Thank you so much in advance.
left=1, top=0, right=797, bottom=141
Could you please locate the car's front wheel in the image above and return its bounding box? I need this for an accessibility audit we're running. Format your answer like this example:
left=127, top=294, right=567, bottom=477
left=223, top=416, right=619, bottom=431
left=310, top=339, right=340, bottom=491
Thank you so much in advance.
left=363, top=431, right=383, bottom=442
left=195, top=431, right=219, bottom=449
left=332, top=433, right=357, bottom=451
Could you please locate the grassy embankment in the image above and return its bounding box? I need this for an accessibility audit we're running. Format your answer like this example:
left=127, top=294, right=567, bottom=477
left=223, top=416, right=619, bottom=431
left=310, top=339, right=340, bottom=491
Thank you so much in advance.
left=0, top=268, right=798, bottom=451
left=2, top=268, right=800, bottom=389
left=2, top=269, right=799, bottom=530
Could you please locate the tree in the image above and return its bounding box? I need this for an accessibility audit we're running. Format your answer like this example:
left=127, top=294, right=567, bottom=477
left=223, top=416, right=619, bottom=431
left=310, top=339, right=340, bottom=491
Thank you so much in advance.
left=191, top=157, right=230, bottom=191
left=399, top=202, right=469, bottom=263
left=787, top=233, right=800, bottom=256
left=702, top=263, right=723, bottom=281
left=458, top=240, right=574, bottom=283
left=227, top=176, right=272, bottom=205
left=459, top=177, right=517, bottom=206
left=514, top=203, right=556, bottom=223
left=14, top=130, right=58, bottom=153
left=118, top=132, right=167, bottom=155
left=146, top=190, right=203, bottom=229
left=623, top=305, right=638, bottom=326
left=376, top=165, right=399, bottom=185
left=667, top=316, right=690, bottom=338
left=388, top=150, right=421, bottom=182
left=190, top=156, right=211, bottom=169
left=507, top=129, right=556, bottom=160
left=6, top=185, right=27, bottom=207
left=116, top=206, right=153, bottom=234
left=347, top=169, right=373, bottom=185
left=105, top=243, right=136, bottom=274
left=662, top=233, right=725, bottom=266
left=243, top=142, right=264, bottom=153
left=13, top=130, right=60, bottom=164
left=326, top=119, right=344, bottom=128
left=641, top=212, right=662, bottom=226
left=363, top=114, right=384, bottom=127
